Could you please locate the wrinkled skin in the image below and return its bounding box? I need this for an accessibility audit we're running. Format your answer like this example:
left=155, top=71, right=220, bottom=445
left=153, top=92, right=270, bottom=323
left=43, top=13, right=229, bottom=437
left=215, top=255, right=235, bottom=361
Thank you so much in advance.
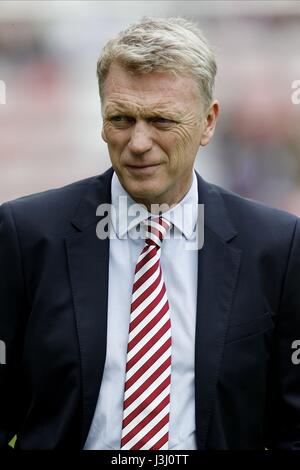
left=101, top=62, right=220, bottom=210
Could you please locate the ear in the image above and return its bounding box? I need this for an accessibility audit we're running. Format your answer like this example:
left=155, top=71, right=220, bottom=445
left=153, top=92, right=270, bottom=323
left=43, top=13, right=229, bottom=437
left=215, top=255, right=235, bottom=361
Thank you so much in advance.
left=200, top=100, right=220, bottom=146
left=101, top=126, right=107, bottom=143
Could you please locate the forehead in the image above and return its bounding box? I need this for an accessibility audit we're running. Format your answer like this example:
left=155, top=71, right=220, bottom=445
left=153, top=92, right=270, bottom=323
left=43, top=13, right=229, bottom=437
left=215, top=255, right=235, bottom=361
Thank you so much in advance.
left=102, top=62, right=199, bottom=112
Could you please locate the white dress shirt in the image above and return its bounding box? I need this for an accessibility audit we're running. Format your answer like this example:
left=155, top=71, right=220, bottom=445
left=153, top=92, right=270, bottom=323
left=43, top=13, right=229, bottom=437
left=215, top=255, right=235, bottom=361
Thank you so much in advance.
left=84, top=170, right=199, bottom=450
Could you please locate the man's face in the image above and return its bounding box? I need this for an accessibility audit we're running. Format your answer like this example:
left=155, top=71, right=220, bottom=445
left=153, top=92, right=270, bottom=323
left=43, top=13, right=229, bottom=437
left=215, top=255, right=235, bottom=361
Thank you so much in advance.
left=101, top=62, right=218, bottom=209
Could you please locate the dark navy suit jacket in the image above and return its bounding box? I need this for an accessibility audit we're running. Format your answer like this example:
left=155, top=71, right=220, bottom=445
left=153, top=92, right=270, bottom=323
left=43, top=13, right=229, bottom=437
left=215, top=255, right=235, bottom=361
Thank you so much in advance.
left=0, top=167, right=300, bottom=449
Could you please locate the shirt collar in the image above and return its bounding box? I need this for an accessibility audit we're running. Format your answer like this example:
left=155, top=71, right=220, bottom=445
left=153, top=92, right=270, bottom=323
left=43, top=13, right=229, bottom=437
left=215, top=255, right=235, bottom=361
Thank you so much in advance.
left=111, top=170, right=198, bottom=240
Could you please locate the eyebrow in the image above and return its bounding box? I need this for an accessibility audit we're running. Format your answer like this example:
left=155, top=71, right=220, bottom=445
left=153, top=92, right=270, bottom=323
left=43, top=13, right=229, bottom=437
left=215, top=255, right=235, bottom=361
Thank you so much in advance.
left=103, top=104, right=182, bottom=120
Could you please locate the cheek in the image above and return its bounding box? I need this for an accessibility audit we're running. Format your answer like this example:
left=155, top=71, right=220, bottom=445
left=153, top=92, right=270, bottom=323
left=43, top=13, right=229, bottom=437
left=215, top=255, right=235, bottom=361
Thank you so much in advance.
left=104, top=126, right=129, bottom=159
left=104, top=122, right=127, bottom=145
left=166, top=127, right=199, bottom=167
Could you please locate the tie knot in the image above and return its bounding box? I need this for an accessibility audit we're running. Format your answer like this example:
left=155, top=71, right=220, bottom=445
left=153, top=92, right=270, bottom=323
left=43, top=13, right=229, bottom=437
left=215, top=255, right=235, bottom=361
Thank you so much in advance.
left=143, top=216, right=171, bottom=248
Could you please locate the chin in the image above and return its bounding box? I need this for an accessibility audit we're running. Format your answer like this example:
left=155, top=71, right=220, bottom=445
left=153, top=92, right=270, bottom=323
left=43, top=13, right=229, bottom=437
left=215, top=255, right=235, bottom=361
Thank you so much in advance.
left=127, top=183, right=162, bottom=204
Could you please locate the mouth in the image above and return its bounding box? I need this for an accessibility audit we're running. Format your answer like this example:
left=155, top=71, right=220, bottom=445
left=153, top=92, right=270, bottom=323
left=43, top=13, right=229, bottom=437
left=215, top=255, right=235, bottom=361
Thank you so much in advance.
left=126, top=163, right=162, bottom=174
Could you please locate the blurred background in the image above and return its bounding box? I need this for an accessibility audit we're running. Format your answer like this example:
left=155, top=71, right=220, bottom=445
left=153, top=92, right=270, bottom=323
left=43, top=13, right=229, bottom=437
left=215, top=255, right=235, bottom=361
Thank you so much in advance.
left=0, top=0, right=300, bottom=215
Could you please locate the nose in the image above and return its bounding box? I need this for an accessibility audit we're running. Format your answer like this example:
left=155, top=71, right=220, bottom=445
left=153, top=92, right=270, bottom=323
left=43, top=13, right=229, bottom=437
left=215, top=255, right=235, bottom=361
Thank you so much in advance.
left=127, top=121, right=153, bottom=156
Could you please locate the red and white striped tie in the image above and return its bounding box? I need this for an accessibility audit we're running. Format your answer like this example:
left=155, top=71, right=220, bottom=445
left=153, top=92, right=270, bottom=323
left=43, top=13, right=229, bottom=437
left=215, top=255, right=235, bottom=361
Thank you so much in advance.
left=120, top=216, right=172, bottom=450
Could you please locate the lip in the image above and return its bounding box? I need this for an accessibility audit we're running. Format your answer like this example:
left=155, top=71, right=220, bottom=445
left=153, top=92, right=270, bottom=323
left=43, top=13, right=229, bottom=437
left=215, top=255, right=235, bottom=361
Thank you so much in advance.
left=127, top=163, right=161, bottom=169
left=126, top=163, right=161, bottom=174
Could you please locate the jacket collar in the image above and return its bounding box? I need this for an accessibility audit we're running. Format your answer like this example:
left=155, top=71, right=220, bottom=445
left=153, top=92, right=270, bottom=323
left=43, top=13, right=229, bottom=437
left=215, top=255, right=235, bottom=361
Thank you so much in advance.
left=70, top=166, right=238, bottom=243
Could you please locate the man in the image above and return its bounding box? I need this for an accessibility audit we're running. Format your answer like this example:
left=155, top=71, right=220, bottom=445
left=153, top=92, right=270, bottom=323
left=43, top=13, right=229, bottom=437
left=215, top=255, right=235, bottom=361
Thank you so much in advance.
left=0, top=17, right=300, bottom=450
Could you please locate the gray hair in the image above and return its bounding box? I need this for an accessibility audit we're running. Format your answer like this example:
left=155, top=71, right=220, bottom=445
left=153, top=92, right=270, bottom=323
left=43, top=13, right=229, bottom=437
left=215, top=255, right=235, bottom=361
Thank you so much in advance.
left=96, top=17, right=217, bottom=111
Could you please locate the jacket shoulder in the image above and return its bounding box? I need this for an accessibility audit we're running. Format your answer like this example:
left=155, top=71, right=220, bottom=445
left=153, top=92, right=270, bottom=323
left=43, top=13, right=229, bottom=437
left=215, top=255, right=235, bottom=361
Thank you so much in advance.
left=210, top=181, right=299, bottom=227
left=0, top=172, right=110, bottom=236
left=2, top=175, right=94, bottom=210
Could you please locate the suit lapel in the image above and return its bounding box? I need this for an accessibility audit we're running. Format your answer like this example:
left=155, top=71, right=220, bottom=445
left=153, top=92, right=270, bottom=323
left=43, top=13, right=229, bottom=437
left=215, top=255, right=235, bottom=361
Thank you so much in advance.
left=65, top=168, right=113, bottom=448
left=194, top=174, right=242, bottom=450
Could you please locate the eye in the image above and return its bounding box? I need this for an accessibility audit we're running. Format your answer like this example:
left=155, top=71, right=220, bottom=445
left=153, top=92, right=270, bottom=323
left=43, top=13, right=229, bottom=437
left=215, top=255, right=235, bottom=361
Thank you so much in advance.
left=150, top=117, right=175, bottom=126
left=109, top=115, right=135, bottom=128
left=110, top=115, right=125, bottom=121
